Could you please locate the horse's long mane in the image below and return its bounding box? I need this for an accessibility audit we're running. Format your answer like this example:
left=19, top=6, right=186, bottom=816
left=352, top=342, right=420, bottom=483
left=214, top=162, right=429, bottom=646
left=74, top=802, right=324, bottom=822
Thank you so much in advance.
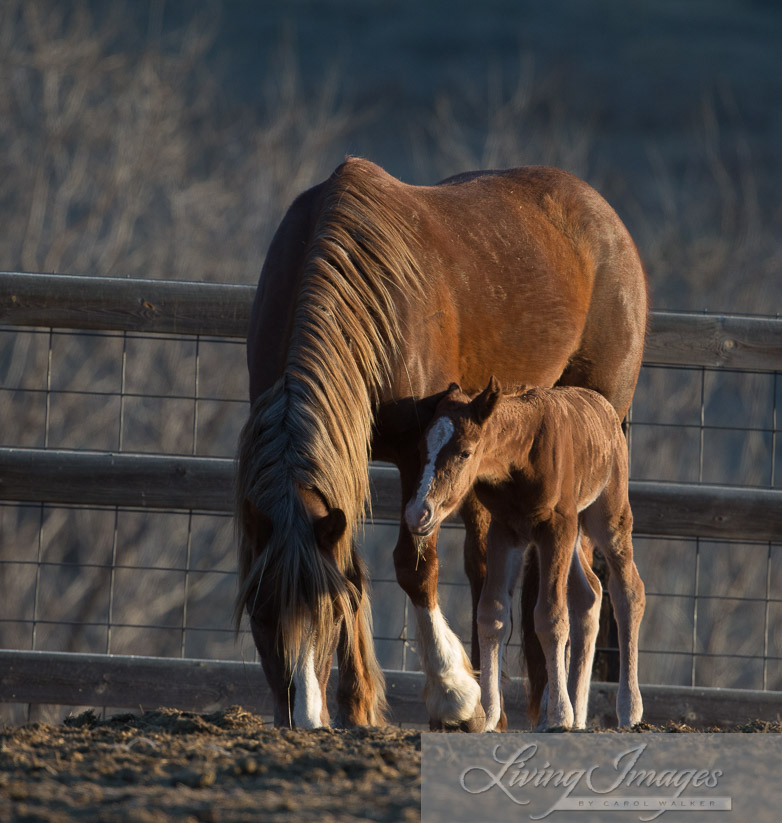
left=235, top=158, right=425, bottom=672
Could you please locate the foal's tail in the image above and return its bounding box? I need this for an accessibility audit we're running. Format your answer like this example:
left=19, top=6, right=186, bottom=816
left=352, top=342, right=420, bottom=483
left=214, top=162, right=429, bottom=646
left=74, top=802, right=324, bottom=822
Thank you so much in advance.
left=521, top=547, right=547, bottom=724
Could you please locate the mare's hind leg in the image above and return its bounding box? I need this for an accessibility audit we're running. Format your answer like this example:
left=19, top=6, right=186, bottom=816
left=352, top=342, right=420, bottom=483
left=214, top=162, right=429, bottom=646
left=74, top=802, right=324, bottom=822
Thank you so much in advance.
left=566, top=531, right=602, bottom=728
left=584, top=491, right=645, bottom=727
left=394, top=457, right=484, bottom=732
left=335, top=550, right=387, bottom=727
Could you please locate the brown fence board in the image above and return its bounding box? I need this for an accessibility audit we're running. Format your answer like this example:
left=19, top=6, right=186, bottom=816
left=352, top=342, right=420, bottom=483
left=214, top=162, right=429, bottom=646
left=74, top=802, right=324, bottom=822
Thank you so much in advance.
left=3, top=273, right=782, bottom=371
left=0, top=650, right=273, bottom=716
left=3, top=275, right=781, bottom=719
left=0, top=447, right=234, bottom=512
left=1, top=447, right=781, bottom=541
left=627, top=481, right=782, bottom=542
left=0, top=271, right=254, bottom=337
left=1, top=650, right=779, bottom=728
left=646, top=311, right=782, bottom=371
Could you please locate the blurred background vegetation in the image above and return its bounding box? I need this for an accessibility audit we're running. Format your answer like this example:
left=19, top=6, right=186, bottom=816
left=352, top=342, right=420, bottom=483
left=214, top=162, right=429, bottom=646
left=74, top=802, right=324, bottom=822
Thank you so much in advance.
left=1, top=0, right=781, bottom=720
left=2, top=0, right=780, bottom=307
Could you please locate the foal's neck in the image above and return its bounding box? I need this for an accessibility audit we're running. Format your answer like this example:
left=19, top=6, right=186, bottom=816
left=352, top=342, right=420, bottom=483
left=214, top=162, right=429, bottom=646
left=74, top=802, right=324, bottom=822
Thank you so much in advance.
left=478, top=394, right=544, bottom=479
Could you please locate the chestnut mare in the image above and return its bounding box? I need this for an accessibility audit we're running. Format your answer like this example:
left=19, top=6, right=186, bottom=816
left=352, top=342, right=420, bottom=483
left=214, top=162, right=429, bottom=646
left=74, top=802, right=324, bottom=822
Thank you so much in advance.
left=404, top=379, right=646, bottom=730
left=236, top=157, right=647, bottom=729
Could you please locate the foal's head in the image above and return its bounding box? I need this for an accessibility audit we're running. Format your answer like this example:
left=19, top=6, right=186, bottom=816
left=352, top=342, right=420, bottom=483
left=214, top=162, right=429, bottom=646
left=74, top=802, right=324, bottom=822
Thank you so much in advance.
left=404, top=377, right=501, bottom=537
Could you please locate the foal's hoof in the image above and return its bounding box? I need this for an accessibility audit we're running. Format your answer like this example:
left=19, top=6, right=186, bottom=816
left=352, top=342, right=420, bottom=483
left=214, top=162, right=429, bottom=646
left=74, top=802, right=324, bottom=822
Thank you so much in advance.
left=429, top=703, right=486, bottom=733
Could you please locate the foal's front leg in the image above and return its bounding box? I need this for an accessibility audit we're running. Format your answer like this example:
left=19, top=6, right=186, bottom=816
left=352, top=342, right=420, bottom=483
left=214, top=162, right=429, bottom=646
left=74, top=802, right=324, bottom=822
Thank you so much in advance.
left=477, top=522, right=523, bottom=731
left=460, top=491, right=491, bottom=672
left=534, top=514, right=579, bottom=729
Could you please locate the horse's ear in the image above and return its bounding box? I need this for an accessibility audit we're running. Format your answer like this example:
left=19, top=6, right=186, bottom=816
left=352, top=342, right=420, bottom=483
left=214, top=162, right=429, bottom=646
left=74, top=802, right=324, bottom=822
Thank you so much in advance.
left=471, top=376, right=501, bottom=425
left=314, top=508, right=348, bottom=552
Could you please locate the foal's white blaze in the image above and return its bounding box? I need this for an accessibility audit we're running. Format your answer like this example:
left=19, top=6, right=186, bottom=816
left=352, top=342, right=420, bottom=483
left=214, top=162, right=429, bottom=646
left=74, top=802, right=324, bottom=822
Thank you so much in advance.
left=414, top=604, right=481, bottom=724
left=292, top=643, right=323, bottom=729
left=411, top=417, right=454, bottom=513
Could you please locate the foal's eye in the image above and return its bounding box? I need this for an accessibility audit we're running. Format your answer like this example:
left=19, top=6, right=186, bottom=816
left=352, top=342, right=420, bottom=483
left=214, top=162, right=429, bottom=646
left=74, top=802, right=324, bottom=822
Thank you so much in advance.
left=459, top=450, right=472, bottom=460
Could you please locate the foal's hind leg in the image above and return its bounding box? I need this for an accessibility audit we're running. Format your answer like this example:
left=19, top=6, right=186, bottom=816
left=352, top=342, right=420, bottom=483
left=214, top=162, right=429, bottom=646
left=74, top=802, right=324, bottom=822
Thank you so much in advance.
left=526, top=532, right=598, bottom=727
left=584, top=493, right=645, bottom=727
left=566, top=530, right=602, bottom=728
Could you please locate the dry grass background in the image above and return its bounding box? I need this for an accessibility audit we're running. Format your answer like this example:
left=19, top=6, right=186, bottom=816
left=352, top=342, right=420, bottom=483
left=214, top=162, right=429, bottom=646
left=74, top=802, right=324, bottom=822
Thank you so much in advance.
left=1, top=1, right=780, bottom=723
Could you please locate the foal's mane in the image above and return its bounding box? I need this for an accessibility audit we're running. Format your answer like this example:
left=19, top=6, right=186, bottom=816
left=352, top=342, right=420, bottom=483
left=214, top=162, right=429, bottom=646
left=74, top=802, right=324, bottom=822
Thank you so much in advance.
left=236, top=158, right=425, bottom=667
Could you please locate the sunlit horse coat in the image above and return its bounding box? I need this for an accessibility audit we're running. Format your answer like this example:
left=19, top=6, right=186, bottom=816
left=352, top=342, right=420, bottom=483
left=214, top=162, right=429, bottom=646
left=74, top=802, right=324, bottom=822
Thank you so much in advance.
left=236, top=157, right=647, bottom=728
left=405, top=379, right=645, bottom=730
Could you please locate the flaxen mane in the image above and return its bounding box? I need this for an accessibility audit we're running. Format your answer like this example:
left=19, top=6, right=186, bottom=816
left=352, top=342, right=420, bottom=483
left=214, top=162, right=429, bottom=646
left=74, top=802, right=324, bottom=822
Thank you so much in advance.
left=235, top=159, right=426, bottom=676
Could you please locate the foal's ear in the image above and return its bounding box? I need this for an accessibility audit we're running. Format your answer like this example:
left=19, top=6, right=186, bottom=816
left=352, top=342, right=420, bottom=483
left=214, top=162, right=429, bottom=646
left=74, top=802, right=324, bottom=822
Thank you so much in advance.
left=313, top=508, right=348, bottom=551
left=471, top=375, right=501, bottom=424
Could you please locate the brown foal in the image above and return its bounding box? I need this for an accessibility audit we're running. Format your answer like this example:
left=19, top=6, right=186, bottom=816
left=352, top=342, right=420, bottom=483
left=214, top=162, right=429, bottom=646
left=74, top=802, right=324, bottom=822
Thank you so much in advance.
left=405, top=378, right=646, bottom=729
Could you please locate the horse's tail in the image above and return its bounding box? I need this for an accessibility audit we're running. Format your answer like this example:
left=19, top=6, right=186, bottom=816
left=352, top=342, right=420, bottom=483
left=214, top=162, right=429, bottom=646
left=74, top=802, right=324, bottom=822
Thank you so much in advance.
left=521, top=546, right=546, bottom=724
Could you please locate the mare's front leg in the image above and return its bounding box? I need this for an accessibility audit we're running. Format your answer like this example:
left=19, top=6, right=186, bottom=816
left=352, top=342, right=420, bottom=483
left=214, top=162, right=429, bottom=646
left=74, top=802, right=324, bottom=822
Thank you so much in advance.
left=477, top=522, right=523, bottom=731
left=534, top=513, right=579, bottom=729
left=566, top=532, right=602, bottom=728
left=335, top=549, right=387, bottom=727
left=395, top=462, right=484, bottom=731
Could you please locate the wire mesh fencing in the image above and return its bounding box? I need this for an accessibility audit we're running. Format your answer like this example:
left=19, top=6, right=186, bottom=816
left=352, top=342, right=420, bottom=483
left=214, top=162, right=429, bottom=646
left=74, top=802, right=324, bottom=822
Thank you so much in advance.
left=1, top=285, right=780, bottom=723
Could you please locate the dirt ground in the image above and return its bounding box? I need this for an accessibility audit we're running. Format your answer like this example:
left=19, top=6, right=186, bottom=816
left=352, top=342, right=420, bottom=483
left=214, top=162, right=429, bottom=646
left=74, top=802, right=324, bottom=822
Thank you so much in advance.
left=0, top=707, right=420, bottom=823
left=1, top=708, right=780, bottom=823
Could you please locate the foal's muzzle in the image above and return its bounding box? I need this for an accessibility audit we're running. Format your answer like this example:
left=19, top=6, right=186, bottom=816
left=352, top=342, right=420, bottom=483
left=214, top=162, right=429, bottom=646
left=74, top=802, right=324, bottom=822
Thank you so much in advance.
left=405, top=500, right=436, bottom=536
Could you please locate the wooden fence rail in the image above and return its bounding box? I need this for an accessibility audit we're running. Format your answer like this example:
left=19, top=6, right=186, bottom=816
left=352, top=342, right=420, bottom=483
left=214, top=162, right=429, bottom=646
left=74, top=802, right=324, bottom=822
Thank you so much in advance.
left=2, top=271, right=782, bottom=723
left=3, top=271, right=782, bottom=370
left=0, top=271, right=254, bottom=338
left=2, top=271, right=782, bottom=542
left=1, top=649, right=780, bottom=728
left=1, top=447, right=781, bottom=542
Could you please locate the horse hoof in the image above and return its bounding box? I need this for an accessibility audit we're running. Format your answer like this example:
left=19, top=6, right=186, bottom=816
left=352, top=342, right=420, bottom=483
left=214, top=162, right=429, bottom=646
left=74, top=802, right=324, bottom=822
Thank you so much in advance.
left=333, top=718, right=372, bottom=730
left=459, top=708, right=486, bottom=733
left=429, top=702, right=486, bottom=733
